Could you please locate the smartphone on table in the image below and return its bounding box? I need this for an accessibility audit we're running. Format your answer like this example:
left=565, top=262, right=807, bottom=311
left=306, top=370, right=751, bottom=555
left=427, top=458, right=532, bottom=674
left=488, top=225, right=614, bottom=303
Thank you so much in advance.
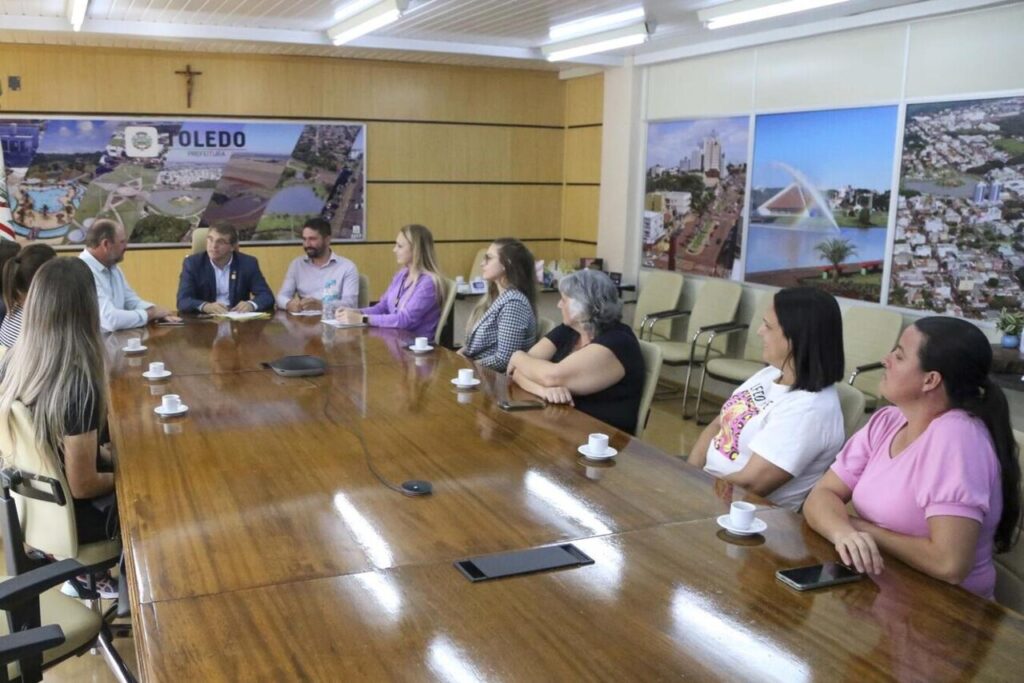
left=499, top=400, right=545, bottom=411
left=776, top=562, right=863, bottom=591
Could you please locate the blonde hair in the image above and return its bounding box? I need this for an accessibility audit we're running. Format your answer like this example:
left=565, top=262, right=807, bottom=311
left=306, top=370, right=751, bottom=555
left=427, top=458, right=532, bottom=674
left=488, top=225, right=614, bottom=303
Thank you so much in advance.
left=399, top=224, right=444, bottom=306
left=467, top=238, right=537, bottom=332
left=0, top=258, right=107, bottom=466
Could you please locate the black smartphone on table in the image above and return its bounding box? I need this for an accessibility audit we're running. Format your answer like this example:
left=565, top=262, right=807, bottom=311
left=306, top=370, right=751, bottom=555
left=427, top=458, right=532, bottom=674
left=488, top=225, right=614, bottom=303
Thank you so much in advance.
left=776, top=562, right=863, bottom=591
left=499, top=399, right=545, bottom=411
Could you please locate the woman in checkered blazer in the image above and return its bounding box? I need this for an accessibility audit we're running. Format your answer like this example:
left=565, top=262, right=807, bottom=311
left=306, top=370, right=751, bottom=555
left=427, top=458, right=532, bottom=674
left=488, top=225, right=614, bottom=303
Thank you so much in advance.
left=459, top=239, right=537, bottom=372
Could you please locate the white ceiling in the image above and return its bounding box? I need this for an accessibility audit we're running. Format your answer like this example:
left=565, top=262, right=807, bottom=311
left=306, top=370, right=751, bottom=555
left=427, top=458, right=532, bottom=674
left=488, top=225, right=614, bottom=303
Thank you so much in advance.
left=0, top=0, right=1010, bottom=72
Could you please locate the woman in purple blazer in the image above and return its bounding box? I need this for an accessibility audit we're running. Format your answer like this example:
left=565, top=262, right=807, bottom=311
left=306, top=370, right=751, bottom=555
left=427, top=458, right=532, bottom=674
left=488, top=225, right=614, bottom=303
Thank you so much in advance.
left=336, top=224, right=443, bottom=339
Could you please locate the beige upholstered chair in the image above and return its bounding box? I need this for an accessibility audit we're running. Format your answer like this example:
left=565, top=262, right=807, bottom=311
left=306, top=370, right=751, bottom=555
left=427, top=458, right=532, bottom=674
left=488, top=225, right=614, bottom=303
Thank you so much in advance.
left=634, top=270, right=685, bottom=342
left=536, top=316, right=557, bottom=342
left=190, top=227, right=209, bottom=255
left=643, top=279, right=743, bottom=420
left=0, top=402, right=121, bottom=572
left=357, top=273, right=369, bottom=308
left=843, top=306, right=903, bottom=407
left=635, top=340, right=663, bottom=437
left=994, top=429, right=1024, bottom=612
left=692, top=289, right=773, bottom=424
left=835, top=382, right=867, bottom=439
left=434, top=278, right=458, bottom=348
left=0, top=401, right=133, bottom=681
left=0, top=560, right=105, bottom=682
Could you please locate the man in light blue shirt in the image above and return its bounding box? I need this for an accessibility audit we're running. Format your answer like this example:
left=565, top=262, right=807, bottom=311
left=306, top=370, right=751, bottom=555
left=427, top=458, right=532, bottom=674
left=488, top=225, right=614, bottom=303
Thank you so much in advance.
left=79, top=219, right=177, bottom=332
left=276, top=218, right=359, bottom=312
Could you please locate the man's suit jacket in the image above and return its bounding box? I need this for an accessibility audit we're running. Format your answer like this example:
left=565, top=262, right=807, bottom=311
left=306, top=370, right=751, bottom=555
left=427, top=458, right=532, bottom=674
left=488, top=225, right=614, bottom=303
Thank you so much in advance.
left=176, top=251, right=275, bottom=313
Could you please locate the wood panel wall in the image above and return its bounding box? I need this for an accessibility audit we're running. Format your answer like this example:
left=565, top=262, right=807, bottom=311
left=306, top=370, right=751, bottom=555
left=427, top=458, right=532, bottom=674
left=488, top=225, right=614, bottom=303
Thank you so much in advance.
left=0, top=44, right=607, bottom=305
left=560, top=74, right=603, bottom=267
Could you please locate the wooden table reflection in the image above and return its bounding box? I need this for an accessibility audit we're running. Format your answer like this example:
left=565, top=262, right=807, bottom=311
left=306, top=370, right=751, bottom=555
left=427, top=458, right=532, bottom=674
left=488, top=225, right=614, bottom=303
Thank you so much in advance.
left=106, top=314, right=1024, bottom=681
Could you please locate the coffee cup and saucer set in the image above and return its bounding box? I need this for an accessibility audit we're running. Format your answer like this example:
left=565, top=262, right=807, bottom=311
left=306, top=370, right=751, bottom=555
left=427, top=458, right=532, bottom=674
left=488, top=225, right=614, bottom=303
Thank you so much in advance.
left=154, top=393, right=189, bottom=417
left=578, top=433, right=617, bottom=461
left=123, top=338, right=147, bottom=354
left=451, top=368, right=481, bottom=390
left=142, top=361, right=172, bottom=380
left=408, top=336, right=434, bottom=354
left=717, top=501, right=767, bottom=536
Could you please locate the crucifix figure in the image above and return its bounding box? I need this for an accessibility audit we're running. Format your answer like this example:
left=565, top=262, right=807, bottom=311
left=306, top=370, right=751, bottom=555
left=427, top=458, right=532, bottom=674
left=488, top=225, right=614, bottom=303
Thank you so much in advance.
left=174, top=64, right=203, bottom=109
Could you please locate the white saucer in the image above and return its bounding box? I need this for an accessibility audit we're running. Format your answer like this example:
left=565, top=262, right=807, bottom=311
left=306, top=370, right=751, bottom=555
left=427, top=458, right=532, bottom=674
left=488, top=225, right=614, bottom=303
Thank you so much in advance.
left=578, top=445, right=618, bottom=460
left=123, top=345, right=147, bottom=353
left=450, top=377, right=481, bottom=389
left=716, top=514, right=767, bottom=536
left=409, top=344, right=434, bottom=353
left=142, top=370, right=172, bottom=380
left=154, top=404, right=189, bottom=417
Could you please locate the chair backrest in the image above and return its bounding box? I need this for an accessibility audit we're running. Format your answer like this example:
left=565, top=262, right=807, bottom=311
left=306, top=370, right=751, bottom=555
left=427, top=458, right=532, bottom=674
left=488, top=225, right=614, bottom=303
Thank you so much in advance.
left=994, top=429, right=1024, bottom=612
left=358, top=273, right=370, bottom=308
left=469, top=248, right=487, bottom=282
left=434, top=278, right=457, bottom=347
left=0, top=401, right=78, bottom=560
left=687, top=279, right=742, bottom=353
left=536, top=316, right=557, bottom=342
left=633, top=271, right=684, bottom=341
left=842, top=306, right=903, bottom=399
left=741, top=290, right=774, bottom=362
left=190, top=227, right=209, bottom=255
left=835, top=382, right=867, bottom=439
left=636, top=339, right=663, bottom=437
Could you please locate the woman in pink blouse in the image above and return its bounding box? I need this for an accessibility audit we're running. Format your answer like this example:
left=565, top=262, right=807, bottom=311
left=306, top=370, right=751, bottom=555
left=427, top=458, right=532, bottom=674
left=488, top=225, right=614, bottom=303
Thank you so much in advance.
left=805, top=317, right=1022, bottom=598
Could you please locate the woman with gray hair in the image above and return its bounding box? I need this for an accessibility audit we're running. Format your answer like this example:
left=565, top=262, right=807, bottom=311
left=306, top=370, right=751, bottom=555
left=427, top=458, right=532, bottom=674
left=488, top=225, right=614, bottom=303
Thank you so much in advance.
left=507, top=269, right=644, bottom=434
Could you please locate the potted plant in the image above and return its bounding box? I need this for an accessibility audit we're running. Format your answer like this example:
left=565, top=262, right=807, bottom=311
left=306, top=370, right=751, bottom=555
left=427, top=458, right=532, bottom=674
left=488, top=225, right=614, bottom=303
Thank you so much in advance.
left=996, top=308, right=1024, bottom=348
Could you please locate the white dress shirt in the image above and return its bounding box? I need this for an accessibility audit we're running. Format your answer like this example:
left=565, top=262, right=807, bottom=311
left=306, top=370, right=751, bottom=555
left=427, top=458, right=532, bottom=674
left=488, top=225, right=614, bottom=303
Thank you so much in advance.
left=212, top=255, right=233, bottom=306
left=79, top=249, right=153, bottom=332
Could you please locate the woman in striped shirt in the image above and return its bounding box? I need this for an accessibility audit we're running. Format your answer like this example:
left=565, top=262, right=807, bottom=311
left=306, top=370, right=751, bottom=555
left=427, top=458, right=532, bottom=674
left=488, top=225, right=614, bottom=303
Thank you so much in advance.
left=0, top=243, right=56, bottom=349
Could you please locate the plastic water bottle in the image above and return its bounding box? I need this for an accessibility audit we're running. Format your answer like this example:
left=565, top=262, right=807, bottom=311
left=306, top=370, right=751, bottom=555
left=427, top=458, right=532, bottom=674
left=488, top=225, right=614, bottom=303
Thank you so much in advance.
left=321, top=279, right=338, bottom=322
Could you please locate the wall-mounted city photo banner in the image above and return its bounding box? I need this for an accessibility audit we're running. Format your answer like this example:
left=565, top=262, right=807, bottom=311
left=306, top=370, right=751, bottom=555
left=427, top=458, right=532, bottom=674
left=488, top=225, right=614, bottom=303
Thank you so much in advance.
left=642, top=116, right=749, bottom=279
left=0, top=116, right=366, bottom=246
left=744, top=106, right=898, bottom=303
left=891, top=95, right=1024, bottom=321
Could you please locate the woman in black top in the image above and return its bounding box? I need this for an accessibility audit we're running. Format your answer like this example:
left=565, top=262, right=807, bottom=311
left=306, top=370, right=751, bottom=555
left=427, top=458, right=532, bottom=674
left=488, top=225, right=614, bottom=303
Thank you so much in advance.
left=507, top=269, right=644, bottom=434
left=0, top=258, right=115, bottom=544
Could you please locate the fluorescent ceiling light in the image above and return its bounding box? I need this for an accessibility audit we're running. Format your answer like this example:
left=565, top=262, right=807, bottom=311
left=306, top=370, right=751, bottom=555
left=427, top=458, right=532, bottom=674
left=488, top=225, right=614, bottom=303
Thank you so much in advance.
left=542, top=22, right=651, bottom=62
left=549, top=6, right=646, bottom=41
left=66, top=0, right=89, bottom=32
left=698, top=0, right=850, bottom=30
left=327, top=0, right=408, bottom=46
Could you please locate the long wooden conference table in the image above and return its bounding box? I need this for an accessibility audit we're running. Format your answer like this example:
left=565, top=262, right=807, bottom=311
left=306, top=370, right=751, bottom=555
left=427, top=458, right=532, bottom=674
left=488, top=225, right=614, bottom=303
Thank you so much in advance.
left=105, top=314, right=1024, bottom=681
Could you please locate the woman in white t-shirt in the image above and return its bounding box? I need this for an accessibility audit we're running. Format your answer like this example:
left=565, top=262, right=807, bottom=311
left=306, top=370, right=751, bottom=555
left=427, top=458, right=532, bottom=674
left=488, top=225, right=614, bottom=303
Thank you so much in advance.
left=688, top=287, right=846, bottom=511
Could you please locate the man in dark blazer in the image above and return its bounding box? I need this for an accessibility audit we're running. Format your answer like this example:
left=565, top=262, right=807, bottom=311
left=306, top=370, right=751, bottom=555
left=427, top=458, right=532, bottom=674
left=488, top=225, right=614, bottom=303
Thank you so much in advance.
left=176, top=224, right=275, bottom=313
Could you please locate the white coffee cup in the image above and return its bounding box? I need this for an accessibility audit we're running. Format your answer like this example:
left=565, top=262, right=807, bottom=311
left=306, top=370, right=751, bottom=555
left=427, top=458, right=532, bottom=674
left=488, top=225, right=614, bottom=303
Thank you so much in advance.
left=414, top=336, right=429, bottom=350
left=588, top=433, right=609, bottom=455
left=729, top=501, right=756, bottom=530
left=458, top=368, right=475, bottom=385
left=161, top=394, right=182, bottom=412
left=126, top=337, right=142, bottom=350
left=149, top=362, right=165, bottom=375
left=455, top=275, right=465, bottom=285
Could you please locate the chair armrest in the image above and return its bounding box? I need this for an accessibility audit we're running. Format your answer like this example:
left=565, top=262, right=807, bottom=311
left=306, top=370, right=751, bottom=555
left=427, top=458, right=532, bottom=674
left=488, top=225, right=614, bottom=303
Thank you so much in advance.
left=698, top=322, right=749, bottom=335
left=0, top=624, right=65, bottom=667
left=0, top=559, right=85, bottom=611
left=848, top=361, right=884, bottom=384
left=640, top=309, right=692, bottom=340
left=621, top=299, right=638, bottom=306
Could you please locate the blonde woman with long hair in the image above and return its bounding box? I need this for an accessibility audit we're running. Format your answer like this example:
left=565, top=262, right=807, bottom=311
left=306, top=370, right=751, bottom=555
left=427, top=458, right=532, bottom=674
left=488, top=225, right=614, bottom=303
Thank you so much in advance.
left=458, top=238, right=537, bottom=371
left=0, top=258, right=117, bottom=552
left=336, top=224, right=444, bottom=339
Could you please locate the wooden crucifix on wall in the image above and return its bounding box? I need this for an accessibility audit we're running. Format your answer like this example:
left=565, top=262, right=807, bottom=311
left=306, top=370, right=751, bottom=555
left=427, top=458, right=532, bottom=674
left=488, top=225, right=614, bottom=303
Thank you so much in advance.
left=174, top=64, right=203, bottom=108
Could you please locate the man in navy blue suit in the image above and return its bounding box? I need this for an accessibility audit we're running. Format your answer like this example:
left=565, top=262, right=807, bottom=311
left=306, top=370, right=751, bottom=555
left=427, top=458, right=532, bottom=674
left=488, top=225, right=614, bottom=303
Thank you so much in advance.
left=176, top=225, right=275, bottom=314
